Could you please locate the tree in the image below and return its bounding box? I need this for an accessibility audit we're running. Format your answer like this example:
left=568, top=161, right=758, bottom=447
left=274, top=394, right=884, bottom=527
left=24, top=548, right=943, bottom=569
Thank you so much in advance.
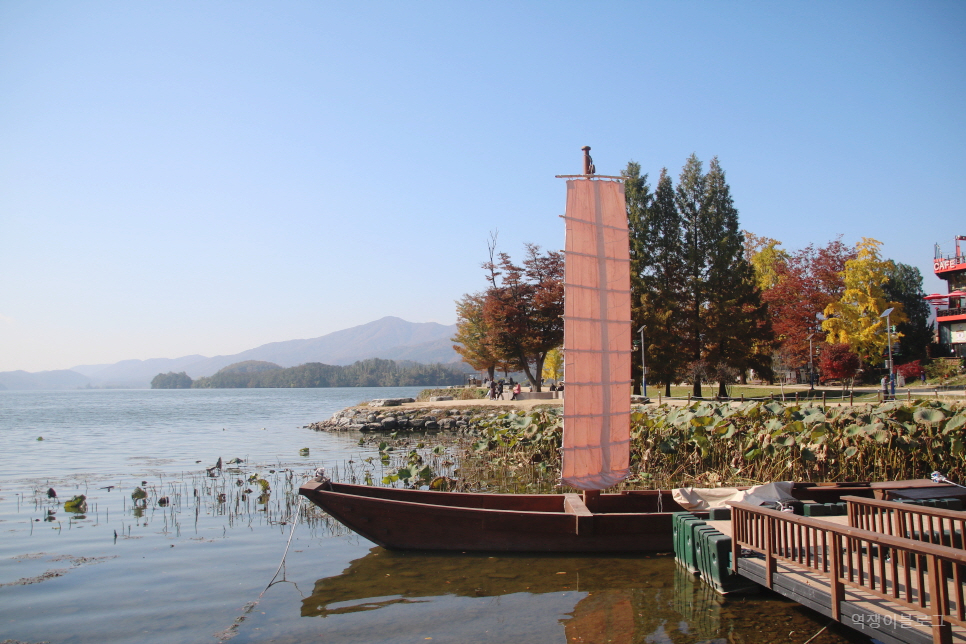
left=627, top=165, right=687, bottom=397
left=819, top=343, right=861, bottom=392
left=452, top=292, right=498, bottom=381
left=823, top=238, right=907, bottom=367
left=755, top=238, right=855, bottom=374
left=743, top=232, right=789, bottom=291
left=700, top=157, right=774, bottom=396
left=482, top=244, right=564, bottom=391
left=882, top=263, right=933, bottom=362
left=150, top=372, right=192, bottom=389
left=542, top=347, right=563, bottom=383
left=676, top=154, right=710, bottom=396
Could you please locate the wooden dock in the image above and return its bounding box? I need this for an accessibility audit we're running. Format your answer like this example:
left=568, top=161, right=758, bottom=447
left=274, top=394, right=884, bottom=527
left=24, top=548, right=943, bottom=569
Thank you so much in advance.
left=727, top=497, right=966, bottom=644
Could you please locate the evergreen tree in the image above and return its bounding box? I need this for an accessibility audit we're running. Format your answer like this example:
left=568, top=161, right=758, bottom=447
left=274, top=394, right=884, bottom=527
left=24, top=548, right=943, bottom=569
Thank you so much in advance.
left=634, top=167, right=687, bottom=396
left=676, top=154, right=709, bottom=396
left=700, top=158, right=774, bottom=396
left=623, top=161, right=652, bottom=303
left=882, top=262, right=933, bottom=362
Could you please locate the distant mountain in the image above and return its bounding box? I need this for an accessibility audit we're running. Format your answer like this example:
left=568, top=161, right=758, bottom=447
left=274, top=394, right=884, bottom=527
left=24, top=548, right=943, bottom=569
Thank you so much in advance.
left=1, top=317, right=462, bottom=390
left=90, top=316, right=462, bottom=389
left=0, top=369, right=91, bottom=391
left=70, top=355, right=208, bottom=388
left=190, top=316, right=459, bottom=371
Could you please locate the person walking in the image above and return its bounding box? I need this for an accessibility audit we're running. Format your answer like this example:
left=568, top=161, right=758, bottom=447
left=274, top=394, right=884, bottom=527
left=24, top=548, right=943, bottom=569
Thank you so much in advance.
left=511, top=382, right=521, bottom=400
left=496, top=381, right=505, bottom=400
left=488, top=380, right=497, bottom=400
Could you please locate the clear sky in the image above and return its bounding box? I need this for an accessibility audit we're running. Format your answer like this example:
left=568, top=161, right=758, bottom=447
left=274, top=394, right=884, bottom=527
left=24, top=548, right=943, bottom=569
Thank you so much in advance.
left=2, top=1, right=964, bottom=373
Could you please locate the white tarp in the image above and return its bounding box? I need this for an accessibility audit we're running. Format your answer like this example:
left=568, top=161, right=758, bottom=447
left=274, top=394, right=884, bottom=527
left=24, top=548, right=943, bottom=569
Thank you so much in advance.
left=672, top=481, right=797, bottom=511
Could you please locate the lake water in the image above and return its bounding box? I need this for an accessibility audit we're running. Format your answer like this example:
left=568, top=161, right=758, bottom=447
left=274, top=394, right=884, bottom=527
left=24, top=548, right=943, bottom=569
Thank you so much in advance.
left=0, top=388, right=868, bottom=644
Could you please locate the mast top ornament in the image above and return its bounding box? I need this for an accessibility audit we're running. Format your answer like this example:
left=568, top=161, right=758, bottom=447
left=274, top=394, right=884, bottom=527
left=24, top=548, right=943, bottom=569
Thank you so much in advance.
left=581, top=146, right=595, bottom=175
left=556, top=146, right=624, bottom=181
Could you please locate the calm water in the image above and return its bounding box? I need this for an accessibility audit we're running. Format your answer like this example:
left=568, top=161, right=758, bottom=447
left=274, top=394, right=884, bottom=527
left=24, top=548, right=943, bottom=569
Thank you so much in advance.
left=0, top=389, right=868, bottom=644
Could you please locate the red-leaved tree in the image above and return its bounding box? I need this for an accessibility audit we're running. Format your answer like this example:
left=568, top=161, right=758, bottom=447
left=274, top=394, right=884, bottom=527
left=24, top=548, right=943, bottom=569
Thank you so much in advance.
left=481, top=244, right=564, bottom=392
left=760, top=238, right=856, bottom=370
left=819, top=343, right=860, bottom=391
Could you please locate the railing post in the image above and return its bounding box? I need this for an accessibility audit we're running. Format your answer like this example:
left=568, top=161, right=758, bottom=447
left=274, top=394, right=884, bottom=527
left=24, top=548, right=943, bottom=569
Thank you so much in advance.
left=765, top=515, right=775, bottom=588
left=927, top=553, right=953, bottom=644
left=731, top=508, right=740, bottom=573
left=829, top=532, right=843, bottom=621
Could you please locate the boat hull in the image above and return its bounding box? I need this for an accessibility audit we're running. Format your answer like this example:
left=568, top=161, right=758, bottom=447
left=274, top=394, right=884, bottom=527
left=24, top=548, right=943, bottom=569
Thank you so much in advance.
left=299, top=481, right=683, bottom=552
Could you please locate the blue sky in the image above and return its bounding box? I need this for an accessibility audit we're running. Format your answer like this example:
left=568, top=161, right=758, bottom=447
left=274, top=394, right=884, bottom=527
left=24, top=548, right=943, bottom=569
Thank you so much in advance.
left=2, top=1, right=964, bottom=372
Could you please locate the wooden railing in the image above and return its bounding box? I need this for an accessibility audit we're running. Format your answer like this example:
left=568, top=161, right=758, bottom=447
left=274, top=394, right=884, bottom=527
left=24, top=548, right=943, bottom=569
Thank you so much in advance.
left=731, top=501, right=966, bottom=644
left=844, top=496, right=966, bottom=550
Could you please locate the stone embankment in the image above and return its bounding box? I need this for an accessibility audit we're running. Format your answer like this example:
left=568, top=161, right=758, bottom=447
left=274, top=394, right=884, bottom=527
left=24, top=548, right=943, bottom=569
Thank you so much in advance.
left=304, top=398, right=531, bottom=434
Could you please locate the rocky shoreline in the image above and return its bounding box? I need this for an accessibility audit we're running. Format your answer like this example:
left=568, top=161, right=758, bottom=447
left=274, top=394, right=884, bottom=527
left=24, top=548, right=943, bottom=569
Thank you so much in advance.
left=304, top=397, right=541, bottom=434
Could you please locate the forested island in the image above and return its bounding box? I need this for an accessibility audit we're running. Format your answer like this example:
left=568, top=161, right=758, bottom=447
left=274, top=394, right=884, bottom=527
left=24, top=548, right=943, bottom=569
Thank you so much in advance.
left=151, top=358, right=466, bottom=389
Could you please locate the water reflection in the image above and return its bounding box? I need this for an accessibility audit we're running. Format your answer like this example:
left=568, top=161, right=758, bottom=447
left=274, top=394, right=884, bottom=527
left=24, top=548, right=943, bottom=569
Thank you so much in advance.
left=299, top=548, right=867, bottom=643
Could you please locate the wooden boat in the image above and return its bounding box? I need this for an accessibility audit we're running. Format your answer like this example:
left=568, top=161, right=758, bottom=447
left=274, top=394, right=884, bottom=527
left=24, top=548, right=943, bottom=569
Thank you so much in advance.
left=298, top=479, right=922, bottom=553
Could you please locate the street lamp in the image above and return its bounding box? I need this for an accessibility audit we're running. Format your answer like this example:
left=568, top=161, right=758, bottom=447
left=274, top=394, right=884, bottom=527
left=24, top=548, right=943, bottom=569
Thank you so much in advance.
left=807, top=333, right=815, bottom=391
left=880, top=307, right=895, bottom=398
left=637, top=325, right=647, bottom=398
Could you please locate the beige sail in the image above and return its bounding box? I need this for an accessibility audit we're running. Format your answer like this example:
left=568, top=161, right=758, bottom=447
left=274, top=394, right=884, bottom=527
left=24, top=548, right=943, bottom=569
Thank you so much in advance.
left=560, top=178, right=631, bottom=490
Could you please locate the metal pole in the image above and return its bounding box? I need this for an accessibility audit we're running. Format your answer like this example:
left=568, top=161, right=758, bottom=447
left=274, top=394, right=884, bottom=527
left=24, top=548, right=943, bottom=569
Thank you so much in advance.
left=880, top=308, right=896, bottom=400
left=638, top=325, right=647, bottom=398
left=887, top=313, right=895, bottom=398
left=808, top=333, right=815, bottom=391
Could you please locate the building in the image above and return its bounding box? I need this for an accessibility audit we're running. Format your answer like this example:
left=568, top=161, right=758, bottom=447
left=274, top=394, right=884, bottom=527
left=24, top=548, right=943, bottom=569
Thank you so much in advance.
left=929, top=236, right=966, bottom=357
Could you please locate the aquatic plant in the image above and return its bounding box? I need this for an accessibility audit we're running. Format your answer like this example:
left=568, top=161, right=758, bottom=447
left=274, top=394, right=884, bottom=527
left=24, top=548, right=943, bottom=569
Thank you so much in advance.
left=435, top=399, right=966, bottom=491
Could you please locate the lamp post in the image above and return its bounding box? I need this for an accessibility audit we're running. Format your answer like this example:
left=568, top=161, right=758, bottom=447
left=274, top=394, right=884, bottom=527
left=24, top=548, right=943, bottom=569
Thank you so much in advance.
left=637, top=325, right=647, bottom=398
left=807, top=333, right=815, bottom=391
left=880, top=307, right=895, bottom=399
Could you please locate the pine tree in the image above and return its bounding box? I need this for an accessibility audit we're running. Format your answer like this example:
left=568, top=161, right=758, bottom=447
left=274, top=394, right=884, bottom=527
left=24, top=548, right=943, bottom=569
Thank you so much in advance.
left=700, top=158, right=774, bottom=396
left=636, top=168, right=687, bottom=396
left=623, top=161, right=652, bottom=394
left=676, top=154, right=709, bottom=396
left=882, top=263, right=932, bottom=362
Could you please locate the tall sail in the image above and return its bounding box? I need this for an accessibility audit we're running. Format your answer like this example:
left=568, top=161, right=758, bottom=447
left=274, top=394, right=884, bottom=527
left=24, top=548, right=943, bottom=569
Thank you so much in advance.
left=560, top=176, right=631, bottom=490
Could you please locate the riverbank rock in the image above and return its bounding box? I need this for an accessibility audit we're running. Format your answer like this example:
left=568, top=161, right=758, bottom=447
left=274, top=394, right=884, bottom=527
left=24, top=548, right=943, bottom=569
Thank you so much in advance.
left=305, top=403, right=552, bottom=436
left=368, top=398, right=416, bottom=407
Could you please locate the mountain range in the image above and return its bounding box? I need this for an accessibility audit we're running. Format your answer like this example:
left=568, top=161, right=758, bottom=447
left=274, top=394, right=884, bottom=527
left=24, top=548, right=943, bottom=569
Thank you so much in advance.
left=0, top=316, right=461, bottom=390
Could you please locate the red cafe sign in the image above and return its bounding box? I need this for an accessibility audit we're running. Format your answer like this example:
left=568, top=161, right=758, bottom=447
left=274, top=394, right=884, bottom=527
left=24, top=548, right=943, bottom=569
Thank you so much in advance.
left=935, top=257, right=966, bottom=272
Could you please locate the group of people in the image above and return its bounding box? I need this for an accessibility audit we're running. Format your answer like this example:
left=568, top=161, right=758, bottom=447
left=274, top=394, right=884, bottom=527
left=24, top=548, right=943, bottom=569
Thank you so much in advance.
left=481, top=377, right=564, bottom=400
left=483, top=378, right=523, bottom=400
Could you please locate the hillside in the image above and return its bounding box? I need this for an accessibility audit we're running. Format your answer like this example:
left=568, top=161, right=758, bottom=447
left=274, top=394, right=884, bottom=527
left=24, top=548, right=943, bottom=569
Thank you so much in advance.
left=189, top=358, right=463, bottom=389
left=0, top=316, right=462, bottom=390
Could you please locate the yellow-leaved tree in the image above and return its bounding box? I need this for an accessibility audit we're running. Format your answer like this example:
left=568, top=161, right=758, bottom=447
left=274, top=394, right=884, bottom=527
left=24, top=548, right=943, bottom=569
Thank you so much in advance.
left=542, top=347, right=563, bottom=383
left=822, top=238, right=906, bottom=367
